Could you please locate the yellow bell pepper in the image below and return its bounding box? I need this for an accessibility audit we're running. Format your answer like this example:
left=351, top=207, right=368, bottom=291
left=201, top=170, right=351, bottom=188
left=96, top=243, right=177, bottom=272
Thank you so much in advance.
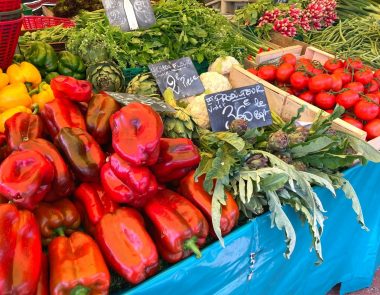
left=0, top=106, right=32, bottom=133
left=0, top=82, right=33, bottom=112
left=31, top=82, right=55, bottom=109
left=6, top=62, right=42, bottom=89
left=0, top=69, right=9, bottom=90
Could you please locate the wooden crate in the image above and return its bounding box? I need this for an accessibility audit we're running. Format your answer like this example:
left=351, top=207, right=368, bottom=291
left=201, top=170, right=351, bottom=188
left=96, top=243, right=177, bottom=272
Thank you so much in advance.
left=205, top=0, right=256, bottom=15
left=229, top=65, right=367, bottom=140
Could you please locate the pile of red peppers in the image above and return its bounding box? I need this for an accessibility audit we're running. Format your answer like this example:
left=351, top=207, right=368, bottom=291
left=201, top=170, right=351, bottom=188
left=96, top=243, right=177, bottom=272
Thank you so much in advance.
left=0, top=75, right=240, bottom=294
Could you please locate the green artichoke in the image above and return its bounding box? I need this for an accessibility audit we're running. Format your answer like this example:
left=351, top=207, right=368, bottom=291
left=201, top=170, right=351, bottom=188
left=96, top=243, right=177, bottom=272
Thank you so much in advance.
left=86, top=62, right=125, bottom=92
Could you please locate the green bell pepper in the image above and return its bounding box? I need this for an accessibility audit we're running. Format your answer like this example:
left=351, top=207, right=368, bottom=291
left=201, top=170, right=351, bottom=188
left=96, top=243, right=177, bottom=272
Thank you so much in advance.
left=24, top=42, right=58, bottom=73
left=57, top=51, right=86, bottom=80
left=45, top=72, right=60, bottom=84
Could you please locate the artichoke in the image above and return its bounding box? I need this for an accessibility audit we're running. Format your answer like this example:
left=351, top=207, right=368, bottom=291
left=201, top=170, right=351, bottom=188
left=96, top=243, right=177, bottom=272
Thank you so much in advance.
left=127, top=73, right=160, bottom=98
left=86, top=62, right=125, bottom=92
left=267, top=130, right=289, bottom=152
left=288, top=126, right=309, bottom=145
left=246, top=154, right=269, bottom=170
left=229, top=119, right=248, bottom=136
left=275, top=152, right=292, bottom=164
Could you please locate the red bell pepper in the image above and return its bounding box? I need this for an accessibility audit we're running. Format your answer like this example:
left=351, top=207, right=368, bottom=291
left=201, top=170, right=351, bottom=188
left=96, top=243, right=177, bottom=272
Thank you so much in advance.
left=34, top=198, right=81, bottom=245
left=49, top=231, right=110, bottom=295
left=0, top=150, right=54, bottom=210
left=50, top=75, right=92, bottom=102
left=74, top=183, right=118, bottom=227
left=19, top=138, right=74, bottom=201
left=101, top=153, right=158, bottom=208
left=179, top=170, right=239, bottom=236
left=151, top=138, right=200, bottom=183
left=0, top=132, right=10, bottom=162
left=36, top=253, right=49, bottom=295
left=0, top=203, right=42, bottom=294
left=5, top=112, right=43, bottom=150
left=56, top=127, right=106, bottom=182
left=110, top=102, right=163, bottom=166
left=86, top=93, right=120, bottom=145
left=143, top=189, right=209, bottom=263
left=40, top=97, right=86, bottom=139
left=95, top=207, right=159, bottom=284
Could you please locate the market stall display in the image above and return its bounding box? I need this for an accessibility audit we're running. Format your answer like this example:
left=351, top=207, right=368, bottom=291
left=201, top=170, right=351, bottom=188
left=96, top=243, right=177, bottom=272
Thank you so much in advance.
left=1, top=0, right=380, bottom=293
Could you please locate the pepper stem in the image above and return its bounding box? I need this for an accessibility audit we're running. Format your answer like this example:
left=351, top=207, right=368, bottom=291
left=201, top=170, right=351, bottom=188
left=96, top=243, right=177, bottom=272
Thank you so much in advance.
left=55, top=227, right=65, bottom=237
left=184, top=237, right=202, bottom=259
left=31, top=103, right=39, bottom=114
left=70, top=285, right=91, bottom=295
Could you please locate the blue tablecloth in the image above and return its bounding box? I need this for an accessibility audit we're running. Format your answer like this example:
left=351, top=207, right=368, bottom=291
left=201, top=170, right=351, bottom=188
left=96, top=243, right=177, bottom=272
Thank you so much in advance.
left=124, top=162, right=380, bottom=295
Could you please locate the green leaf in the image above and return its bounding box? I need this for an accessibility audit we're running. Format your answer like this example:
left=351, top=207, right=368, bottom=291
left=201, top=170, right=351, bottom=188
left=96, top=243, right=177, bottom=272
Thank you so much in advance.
left=344, top=133, right=380, bottom=163
left=212, top=180, right=226, bottom=247
left=266, top=190, right=296, bottom=258
left=194, top=156, right=213, bottom=179
left=298, top=171, right=336, bottom=197
left=283, top=105, right=306, bottom=132
left=301, top=153, right=363, bottom=170
left=260, top=173, right=289, bottom=192
left=215, top=132, right=246, bottom=151
left=291, top=136, right=335, bottom=158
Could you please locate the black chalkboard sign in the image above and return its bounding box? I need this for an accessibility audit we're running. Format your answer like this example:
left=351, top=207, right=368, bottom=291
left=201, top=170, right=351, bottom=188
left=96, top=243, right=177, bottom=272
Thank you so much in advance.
left=148, top=57, right=205, bottom=100
left=106, top=92, right=175, bottom=113
left=204, top=84, right=272, bottom=132
left=102, top=0, right=156, bottom=32
left=274, top=0, right=288, bottom=3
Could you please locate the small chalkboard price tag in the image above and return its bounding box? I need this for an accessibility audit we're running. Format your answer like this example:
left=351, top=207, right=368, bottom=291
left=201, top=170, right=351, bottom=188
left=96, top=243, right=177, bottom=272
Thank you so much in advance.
left=101, top=0, right=156, bottom=32
left=106, top=92, right=175, bottom=113
left=148, top=57, right=205, bottom=100
left=204, top=83, right=272, bottom=132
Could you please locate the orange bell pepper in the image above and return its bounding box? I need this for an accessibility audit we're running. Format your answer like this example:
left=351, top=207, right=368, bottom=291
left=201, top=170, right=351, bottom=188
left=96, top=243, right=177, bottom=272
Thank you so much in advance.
left=0, top=69, right=9, bottom=90
left=0, top=106, right=32, bottom=133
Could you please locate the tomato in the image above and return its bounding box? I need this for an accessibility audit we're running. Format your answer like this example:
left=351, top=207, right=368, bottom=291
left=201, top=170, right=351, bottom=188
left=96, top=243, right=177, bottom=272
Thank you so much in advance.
left=314, top=92, right=336, bottom=110
left=298, top=91, right=315, bottom=104
left=257, top=65, right=277, bottom=82
left=284, top=87, right=295, bottom=95
left=354, top=100, right=379, bottom=121
left=276, top=63, right=295, bottom=83
left=342, top=116, right=363, bottom=129
left=374, top=69, right=380, bottom=81
left=364, top=119, right=380, bottom=140
left=311, top=68, right=324, bottom=75
left=344, top=58, right=363, bottom=71
left=365, top=79, right=379, bottom=94
left=331, top=74, right=343, bottom=92
left=333, top=68, right=352, bottom=85
left=299, top=58, right=312, bottom=65
left=280, top=53, right=297, bottom=66
left=354, top=68, right=374, bottom=85
left=365, top=93, right=380, bottom=104
left=344, top=82, right=364, bottom=93
left=308, top=74, right=333, bottom=93
left=247, top=68, right=258, bottom=75
left=324, top=58, right=344, bottom=73
left=336, top=90, right=360, bottom=109
left=325, top=109, right=334, bottom=114
left=290, top=72, right=309, bottom=90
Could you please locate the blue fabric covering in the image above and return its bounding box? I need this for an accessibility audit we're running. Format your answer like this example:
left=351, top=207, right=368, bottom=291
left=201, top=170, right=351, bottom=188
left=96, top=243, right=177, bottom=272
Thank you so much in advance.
left=124, top=162, right=380, bottom=295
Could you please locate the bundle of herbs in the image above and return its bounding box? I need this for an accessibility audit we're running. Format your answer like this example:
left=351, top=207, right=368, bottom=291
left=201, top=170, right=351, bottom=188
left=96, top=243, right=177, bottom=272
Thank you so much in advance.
left=66, top=0, right=267, bottom=68
left=195, top=106, right=380, bottom=262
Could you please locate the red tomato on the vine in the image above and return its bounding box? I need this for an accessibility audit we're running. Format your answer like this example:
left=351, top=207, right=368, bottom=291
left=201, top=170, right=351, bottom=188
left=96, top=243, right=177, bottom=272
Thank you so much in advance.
left=298, top=91, right=315, bottom=104
left=290, top=72, right=309, bottom=90
left=354, top=68, right=374, bottom=85
left=257, top=65, right=277, bottom=82
left=280, top=53, right=297, bottom=66
left=324, top=58, right=344, bottom=73
left=354, top=100, right=379, bottom=121
left=314, top=92, right=336, bottom=110
left=276, top=63, right=295, bottom=83
left=333, top=68, right=352, bottom=85
left=365, top=93, right=380, bottom=104
left=312, top=68, right=324, bottom=75
left=344, top=58, right=363, bottom=71
left=331, top=74, right=343, bottom=92
left=364, top=119, right=380, bottom=140
left=374, top=69, right=380, bottom=81
left=308, top=74, right=333, bottom=93
left=365, top=80, right=379, bottom=94
left=336, top=90, right=360, bottom=109
left=344, top=82, right=365, bottom=93
left=247, top=68, right=258, bottom=75
left=342, top=116, right=363, bottom=130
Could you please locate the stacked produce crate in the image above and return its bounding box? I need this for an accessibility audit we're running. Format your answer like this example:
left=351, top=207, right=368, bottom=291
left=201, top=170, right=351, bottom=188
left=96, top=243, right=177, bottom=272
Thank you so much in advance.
left=0, top=0, right=23, bottom=70
left=204, top=0, right=256, bottom=17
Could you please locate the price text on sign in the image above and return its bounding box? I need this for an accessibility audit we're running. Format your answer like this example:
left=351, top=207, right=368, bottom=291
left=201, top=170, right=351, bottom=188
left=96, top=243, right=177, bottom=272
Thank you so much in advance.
left=102, top=0, right=156, bottom=32
left=106, top=92, right=175, bottom=113
left=148, top=57, right=205, bottom=100
left=204, top=83, right=272, bottom=131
